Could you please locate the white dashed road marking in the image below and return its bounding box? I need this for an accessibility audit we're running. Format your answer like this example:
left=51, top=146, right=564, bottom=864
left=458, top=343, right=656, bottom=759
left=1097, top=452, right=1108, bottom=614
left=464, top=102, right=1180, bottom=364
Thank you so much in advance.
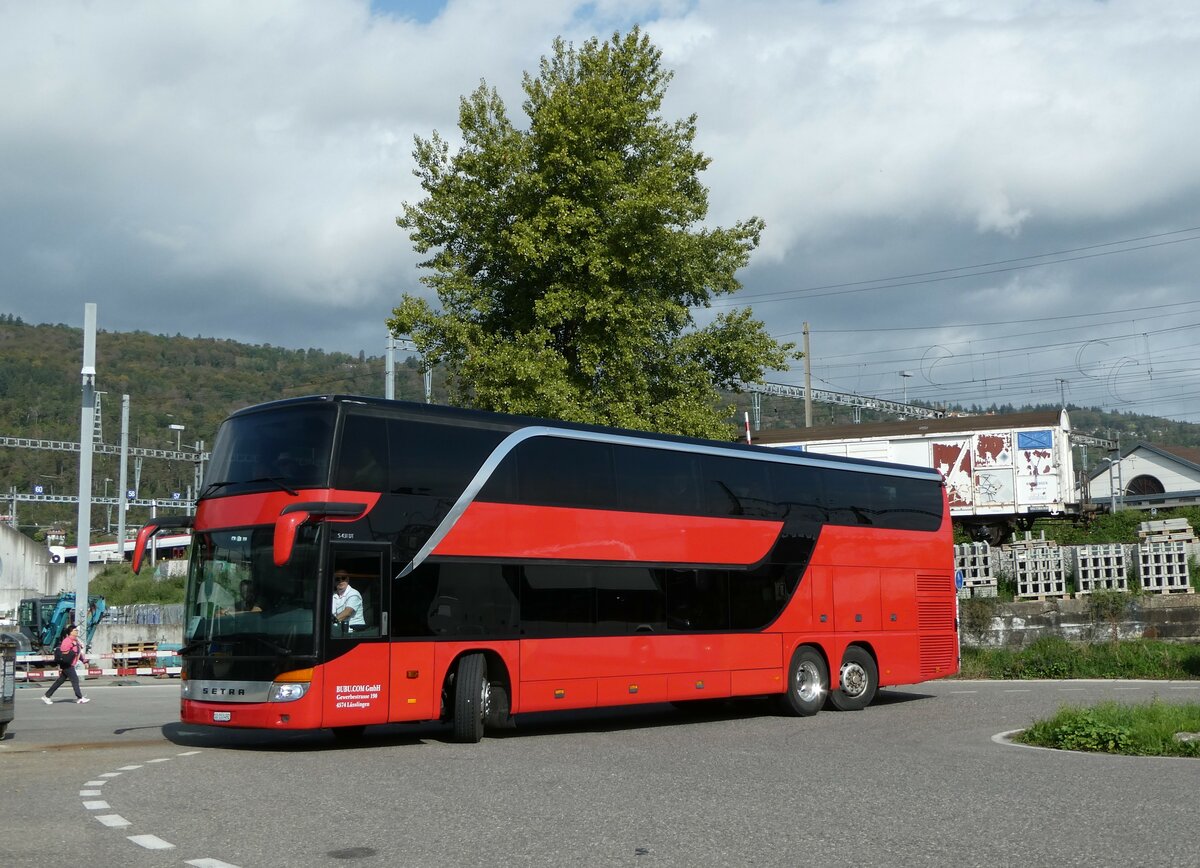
left=95, top=814, right=131, bottom=828
left=128, top=834, right=176, bottom=850
left=82, top=749, right=242, bottom=865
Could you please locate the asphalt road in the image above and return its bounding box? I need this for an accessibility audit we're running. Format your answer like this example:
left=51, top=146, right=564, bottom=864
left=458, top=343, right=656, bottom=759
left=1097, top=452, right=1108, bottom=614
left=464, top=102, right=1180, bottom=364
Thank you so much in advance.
left=2, top=678, right=1198, bottom=868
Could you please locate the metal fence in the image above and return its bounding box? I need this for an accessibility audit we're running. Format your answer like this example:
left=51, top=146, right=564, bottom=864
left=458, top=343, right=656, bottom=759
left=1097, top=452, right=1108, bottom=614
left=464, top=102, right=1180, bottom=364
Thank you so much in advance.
left=104, top=603, right=184, bottom=625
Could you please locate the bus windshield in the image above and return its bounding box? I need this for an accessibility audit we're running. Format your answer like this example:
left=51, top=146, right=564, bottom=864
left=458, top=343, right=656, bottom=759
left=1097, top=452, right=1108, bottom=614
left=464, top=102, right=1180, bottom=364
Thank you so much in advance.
left=203, top=403, right=337, bottom=495
left=185, top=526, right=321, bottom=658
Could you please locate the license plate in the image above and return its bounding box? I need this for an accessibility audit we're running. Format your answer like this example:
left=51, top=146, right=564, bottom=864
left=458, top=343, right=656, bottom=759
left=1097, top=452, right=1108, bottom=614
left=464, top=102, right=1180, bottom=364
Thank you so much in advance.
left=212, top=711, right=231, bottom=722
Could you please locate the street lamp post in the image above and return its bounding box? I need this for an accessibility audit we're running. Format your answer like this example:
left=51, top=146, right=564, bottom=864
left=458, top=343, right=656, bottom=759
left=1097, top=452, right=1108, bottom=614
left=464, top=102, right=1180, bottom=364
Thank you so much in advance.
left=899, top=370, right=913, bottom=405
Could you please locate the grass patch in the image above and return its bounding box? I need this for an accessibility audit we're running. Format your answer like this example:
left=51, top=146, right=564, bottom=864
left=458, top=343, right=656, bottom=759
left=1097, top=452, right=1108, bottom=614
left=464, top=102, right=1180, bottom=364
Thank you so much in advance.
left=89, top=562, right=186, bottom=605
left=959, top=637, right=1200, bottom=680
left=1015, top=700, right=1200, bottom=757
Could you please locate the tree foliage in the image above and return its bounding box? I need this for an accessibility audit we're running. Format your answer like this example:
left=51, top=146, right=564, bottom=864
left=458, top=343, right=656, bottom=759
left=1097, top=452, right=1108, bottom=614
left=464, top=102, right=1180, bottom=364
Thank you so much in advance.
left=390, top=28, right=796, bottom=438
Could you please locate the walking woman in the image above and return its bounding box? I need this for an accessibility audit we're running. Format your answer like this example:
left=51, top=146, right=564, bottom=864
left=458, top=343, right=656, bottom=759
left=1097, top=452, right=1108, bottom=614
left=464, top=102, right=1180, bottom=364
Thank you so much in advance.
left=42, top=625, right=89, bottom=704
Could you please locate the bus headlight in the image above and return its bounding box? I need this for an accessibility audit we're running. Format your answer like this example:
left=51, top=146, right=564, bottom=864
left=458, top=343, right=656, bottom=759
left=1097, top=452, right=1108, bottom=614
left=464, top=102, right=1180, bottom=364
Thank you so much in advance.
left=267, top=667, right=313, bottom=703
left=268, top=681, right=309, bottom=703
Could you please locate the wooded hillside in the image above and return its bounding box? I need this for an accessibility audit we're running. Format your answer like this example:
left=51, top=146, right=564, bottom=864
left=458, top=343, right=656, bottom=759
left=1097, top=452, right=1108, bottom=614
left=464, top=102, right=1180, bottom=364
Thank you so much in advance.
left=0, top=316, right=426, bottom=540
left=3, top=314, right=1198, bottom=542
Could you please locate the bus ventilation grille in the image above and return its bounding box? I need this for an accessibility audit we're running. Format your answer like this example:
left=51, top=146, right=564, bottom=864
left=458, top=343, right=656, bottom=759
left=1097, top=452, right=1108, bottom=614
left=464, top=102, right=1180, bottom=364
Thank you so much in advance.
left=916, top=573, right=955, bottom=632
left=916, top=572, right=957, bottom=675
left=919, top=635, right=958, bottom=677
left=915, top=572, right=951, bottom=596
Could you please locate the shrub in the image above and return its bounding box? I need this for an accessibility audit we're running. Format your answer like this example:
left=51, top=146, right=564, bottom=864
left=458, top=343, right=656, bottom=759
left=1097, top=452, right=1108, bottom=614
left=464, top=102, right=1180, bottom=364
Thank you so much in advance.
left=959, top=597, right=996, bottom=645
left=1020, top=636, right=1076, bottom=678
left=1018, top=700, right=1200, bottom=757
left=1087, top=590, right=1130, bottom=643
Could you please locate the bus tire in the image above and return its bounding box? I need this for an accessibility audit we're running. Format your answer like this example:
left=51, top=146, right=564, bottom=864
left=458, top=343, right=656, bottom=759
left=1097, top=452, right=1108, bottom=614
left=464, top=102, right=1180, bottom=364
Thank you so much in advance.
left=452, top=653, right=490, bottom=743
left=828, top=645, right=878, bottom=711
left=486, top=676, right=515, bottom=730
left=777, top=646, right=828, bottom=717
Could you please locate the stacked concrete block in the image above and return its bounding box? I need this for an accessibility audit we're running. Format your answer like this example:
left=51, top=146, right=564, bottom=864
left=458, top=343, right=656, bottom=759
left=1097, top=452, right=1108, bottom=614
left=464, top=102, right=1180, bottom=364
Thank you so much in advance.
left=1136, top=519, right=1195, bottom=595
left=1010, top=532, right=1068, bottom=600
left=1074, top=544, right=1128, bottom=595
left=1138, top=517, right=1193, bottom=540
left=955, top=542, right=997, bottom=599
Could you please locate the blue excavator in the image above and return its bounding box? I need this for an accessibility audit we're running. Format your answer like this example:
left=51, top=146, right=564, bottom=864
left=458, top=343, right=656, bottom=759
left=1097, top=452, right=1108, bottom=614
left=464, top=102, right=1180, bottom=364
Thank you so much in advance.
left=13, top=592, right=107, bottom=653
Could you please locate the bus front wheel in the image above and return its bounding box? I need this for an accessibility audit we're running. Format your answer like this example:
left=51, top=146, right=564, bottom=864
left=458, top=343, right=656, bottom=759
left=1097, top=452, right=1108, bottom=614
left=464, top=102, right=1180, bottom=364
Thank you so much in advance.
left=777, top=646, right=828, bottom=717
left=828, top=646, right=878, bottom=711
left=452, top=653, right=490, bottom=743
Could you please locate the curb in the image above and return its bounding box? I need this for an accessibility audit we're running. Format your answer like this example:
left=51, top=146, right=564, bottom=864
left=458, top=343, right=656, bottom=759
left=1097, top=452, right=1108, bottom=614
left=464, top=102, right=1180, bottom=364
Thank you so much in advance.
left=17, top=666, right=181, bottom=680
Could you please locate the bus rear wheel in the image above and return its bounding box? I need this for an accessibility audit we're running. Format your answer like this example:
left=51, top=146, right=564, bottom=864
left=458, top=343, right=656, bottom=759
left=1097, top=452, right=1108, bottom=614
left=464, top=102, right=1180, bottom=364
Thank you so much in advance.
left=777, top=646, right=828, bottom=717
left=452, top=653, right=491, bottom=743
left=828, top=646, right=878, bottom=711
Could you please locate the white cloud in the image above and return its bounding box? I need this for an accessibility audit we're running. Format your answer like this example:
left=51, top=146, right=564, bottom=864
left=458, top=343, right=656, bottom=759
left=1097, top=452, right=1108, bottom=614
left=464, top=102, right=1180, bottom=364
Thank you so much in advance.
left=3, top=0, right=1200, bottom=418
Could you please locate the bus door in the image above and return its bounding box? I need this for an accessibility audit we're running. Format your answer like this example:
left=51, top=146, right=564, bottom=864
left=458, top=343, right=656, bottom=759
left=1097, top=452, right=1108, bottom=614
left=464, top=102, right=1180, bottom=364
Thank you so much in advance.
left=322, top=545, right=390, bottom=728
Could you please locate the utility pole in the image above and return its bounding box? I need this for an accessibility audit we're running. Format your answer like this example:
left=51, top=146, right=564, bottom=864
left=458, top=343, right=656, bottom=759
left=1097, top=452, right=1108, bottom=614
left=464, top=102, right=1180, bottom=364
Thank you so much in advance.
left=117, top=394, right=130, bottom=553
left=802, top=322, right=813, bottom=428
left=74, top=303, right=97, bottom=632
left=385, top=335, right=395, bottom=400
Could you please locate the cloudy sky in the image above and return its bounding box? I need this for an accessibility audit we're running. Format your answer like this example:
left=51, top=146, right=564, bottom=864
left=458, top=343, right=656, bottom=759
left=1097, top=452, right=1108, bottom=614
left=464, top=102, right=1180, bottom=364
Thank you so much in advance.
left=4, top=0, right=1200, bottom=422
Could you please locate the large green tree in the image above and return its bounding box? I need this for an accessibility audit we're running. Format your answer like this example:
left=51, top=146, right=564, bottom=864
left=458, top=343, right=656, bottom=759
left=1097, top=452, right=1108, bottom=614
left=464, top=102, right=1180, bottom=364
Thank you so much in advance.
left=389, top=28, right=796, bottom=438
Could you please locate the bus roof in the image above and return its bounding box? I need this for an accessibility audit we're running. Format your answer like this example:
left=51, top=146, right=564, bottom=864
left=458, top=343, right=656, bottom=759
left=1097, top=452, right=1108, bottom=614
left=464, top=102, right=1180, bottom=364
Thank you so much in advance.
left=227, top=394, right=943, bottom=481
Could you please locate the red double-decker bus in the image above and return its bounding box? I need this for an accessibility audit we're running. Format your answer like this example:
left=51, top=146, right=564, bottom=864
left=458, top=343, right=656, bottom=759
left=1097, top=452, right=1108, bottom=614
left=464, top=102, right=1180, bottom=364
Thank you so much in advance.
left=134, top=395, right=957, bottom=742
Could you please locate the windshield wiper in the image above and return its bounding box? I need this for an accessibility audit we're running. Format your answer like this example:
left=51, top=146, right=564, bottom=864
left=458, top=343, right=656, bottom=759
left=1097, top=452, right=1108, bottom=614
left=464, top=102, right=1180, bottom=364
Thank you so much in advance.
left=198, top=480, right=234, bottom=498
left=199, top=477, right=298, bottom=497
left=243, top=477, right=299, bottom=496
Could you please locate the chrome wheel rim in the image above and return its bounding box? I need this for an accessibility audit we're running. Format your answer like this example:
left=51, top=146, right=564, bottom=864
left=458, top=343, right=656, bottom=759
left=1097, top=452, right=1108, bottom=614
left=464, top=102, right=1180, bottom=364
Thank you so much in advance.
left=839, top=661, right=868, bottom=698
left=479, top=678, right=492, bottom=721
left=794, top=660, right=822, bottom=703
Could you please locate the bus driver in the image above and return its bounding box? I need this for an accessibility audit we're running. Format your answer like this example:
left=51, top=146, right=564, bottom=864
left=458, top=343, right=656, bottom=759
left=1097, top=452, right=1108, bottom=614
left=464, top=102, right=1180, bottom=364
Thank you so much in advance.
left=331, top=570, right=366, bottom=634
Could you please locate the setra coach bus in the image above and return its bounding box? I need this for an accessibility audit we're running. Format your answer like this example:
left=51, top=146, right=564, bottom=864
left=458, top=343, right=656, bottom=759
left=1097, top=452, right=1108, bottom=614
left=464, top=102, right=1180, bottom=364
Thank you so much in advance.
left=133, top=395, right=958, bottom=742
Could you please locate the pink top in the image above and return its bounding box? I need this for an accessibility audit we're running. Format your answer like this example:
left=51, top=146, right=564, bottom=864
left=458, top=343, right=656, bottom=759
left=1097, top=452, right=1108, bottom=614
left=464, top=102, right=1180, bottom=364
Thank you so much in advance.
left=59, top=635, right=83, bottom=665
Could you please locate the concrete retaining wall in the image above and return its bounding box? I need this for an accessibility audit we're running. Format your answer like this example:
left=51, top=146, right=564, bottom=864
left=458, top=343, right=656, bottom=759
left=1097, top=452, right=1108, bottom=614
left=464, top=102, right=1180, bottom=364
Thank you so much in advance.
left=89, top=605, right=184, bottom=657
left=959, top=594, right=1200, bottom=648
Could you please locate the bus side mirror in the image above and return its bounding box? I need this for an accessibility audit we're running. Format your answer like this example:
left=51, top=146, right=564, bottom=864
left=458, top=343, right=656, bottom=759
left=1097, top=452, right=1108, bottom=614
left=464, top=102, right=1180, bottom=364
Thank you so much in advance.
left=273, top=510, right=311, bottom=567
left=273, top=502, right=368, bottom=566
left=132, top=516, right=195, bottom=573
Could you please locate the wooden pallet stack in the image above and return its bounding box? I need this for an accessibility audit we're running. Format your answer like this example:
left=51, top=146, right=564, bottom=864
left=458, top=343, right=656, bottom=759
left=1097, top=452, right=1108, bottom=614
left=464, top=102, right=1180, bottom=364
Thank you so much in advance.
left=110, top=641, right=160, bottom=667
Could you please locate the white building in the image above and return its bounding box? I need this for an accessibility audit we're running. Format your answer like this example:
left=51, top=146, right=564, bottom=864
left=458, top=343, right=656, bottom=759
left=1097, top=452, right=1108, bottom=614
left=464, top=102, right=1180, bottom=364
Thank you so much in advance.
left=1087, top=443, right=1200, bottom=511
